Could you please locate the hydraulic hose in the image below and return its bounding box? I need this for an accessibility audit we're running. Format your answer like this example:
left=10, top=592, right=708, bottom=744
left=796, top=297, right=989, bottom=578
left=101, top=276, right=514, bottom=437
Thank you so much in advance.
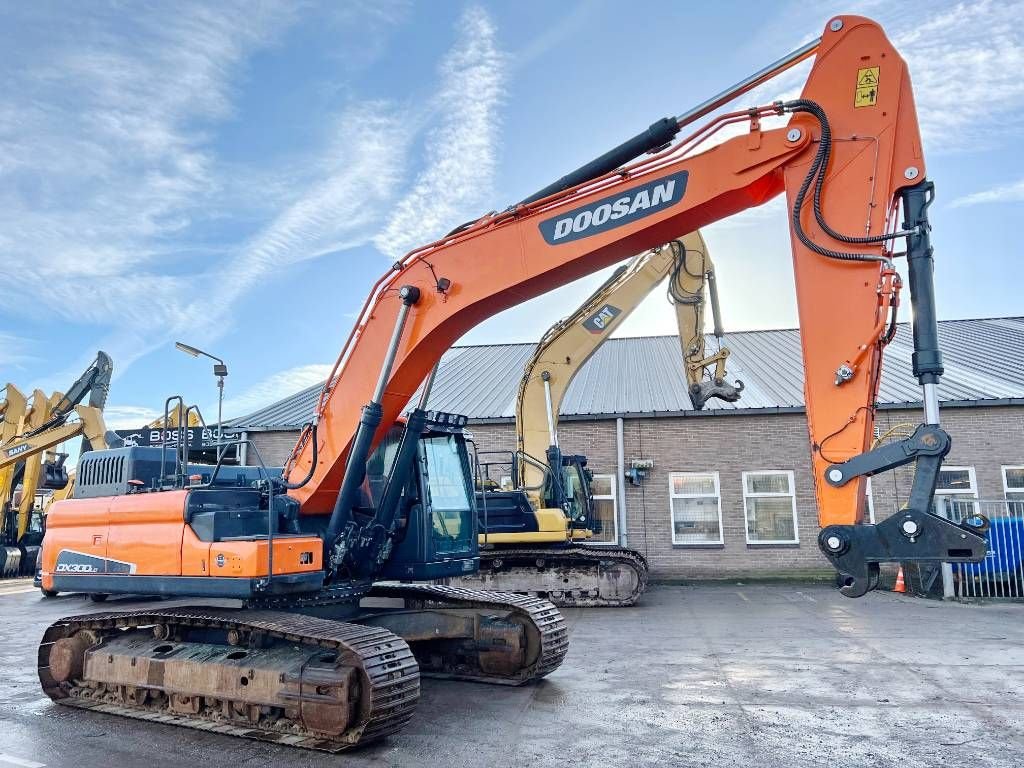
left=783, top=99, right=908, bottom=262
left=278, top=422, right=318, bottom=489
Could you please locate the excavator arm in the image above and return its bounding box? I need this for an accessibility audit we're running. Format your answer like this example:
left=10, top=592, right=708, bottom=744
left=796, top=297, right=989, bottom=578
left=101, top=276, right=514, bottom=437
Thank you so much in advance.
left=665, top=237, right=744, bottom=409
left=515, top=230, right=741, bottom=495
left=0, top=385, right=29, bottom=524
left=2, top=404, right=109, bottom=540
left=287, top=16, right=987, bottom=596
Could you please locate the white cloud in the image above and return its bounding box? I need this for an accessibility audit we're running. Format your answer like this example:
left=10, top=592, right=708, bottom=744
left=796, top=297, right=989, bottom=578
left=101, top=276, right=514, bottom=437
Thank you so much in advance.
left=373, top=6, right=506, bottom=260
left=209, top=102, right=409, bottom=317
left=889, top=1, right=1024, bottom=152
left=950, top=178, right=1024, bottom=208
left=223, top=363, right=332, bottom=418
left=0, top=2, right=294, bottom=367
left=101, top=404, right=164, bottom=431
left=1, top=4, right=509, bottom=389
left=0, top=333, right=37, bottom=371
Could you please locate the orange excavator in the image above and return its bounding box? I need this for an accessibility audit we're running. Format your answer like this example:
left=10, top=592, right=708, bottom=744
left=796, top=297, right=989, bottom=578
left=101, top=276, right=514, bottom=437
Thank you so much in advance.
left=37, top=15, right=988, bottom=752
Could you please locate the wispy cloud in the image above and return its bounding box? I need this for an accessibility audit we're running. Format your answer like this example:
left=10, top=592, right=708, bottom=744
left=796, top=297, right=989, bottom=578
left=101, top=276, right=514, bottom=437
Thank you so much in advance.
left=101, top=405, right=164, bottom=431
left=373, top=6, right=506, bottom=260
left=888, top=0, right=1024, bottom=152
left=0, top=2, right=295, bottom=366
left=208, top=102, right=409, bottom=318
left=0, top=4, right=508, bottom=386
left=950, top=177, right=1024, bottom=208
left=0, top=332, right=37, bottom=371
left=223, top=363, right=332, bottom=418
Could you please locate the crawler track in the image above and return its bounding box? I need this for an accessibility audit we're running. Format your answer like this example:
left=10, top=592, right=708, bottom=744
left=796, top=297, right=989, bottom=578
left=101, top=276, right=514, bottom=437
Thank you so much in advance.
left=38, top=607, right=419, bottom=752
left=446, top=545, right=649, bottom=607
left=370, top=582, right=569, bottom=683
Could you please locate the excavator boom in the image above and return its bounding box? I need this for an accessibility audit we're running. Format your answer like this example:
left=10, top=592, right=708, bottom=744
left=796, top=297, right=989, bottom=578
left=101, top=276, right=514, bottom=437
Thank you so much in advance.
left=282, top=16, right=985, bottom=595
left=516, top=230, right=741, bottom=492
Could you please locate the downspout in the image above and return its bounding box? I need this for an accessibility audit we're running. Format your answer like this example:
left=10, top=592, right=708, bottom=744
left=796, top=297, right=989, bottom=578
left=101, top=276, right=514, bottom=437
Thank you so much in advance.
left=616, top=417, right=627, bottom=548
left=240, top=431, right=248, bottom=465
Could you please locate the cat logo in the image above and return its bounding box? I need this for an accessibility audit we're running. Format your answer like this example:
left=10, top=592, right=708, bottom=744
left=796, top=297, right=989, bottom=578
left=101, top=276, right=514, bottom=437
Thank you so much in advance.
left=582, top=304, right=622, bottom=334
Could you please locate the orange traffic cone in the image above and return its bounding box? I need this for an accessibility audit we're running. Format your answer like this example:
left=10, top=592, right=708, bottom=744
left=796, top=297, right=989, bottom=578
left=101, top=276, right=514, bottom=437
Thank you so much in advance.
left=893, top=566, right=907, bottom=594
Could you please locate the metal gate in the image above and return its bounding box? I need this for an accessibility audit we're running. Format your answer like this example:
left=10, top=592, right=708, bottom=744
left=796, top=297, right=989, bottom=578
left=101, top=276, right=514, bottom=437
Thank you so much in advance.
left=936, top=497, right=1024, bottom=600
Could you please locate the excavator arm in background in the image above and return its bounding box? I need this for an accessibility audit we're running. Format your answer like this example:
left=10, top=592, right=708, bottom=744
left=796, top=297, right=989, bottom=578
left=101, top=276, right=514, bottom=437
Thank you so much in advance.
left=2, top=402, right=109, bottom=540
left=665, top=237, right=744, bottom=410
left=0, top=385, right=29, bottom=526
left=515, top=230, right=742, bottom=496
left=287, top=15, right=987, bottom=597
left=1, top=353, right=114, bottom=549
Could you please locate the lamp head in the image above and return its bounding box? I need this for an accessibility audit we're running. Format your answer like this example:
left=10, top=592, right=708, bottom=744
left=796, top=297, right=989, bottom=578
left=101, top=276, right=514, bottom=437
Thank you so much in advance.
left=175, top=341, right=202, bottom=358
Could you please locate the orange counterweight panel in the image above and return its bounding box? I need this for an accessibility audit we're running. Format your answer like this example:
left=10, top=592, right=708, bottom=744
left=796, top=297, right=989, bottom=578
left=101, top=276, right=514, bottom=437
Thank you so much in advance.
left=40, top=495, right=112, bottom=590
left=104, top=491, right=189, bottom=576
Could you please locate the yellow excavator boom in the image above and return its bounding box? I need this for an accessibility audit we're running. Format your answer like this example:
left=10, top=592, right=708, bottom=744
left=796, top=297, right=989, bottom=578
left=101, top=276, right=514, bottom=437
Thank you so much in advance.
left=515, top=230, right=741, bottom=493
left=2, top=404, right=109, bottom=539
left=0, top=385, right=29, bottom=522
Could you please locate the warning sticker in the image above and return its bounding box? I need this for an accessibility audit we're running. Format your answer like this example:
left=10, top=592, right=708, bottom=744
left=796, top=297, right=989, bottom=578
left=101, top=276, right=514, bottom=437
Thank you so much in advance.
left=855, top=66, right=880, bottom=108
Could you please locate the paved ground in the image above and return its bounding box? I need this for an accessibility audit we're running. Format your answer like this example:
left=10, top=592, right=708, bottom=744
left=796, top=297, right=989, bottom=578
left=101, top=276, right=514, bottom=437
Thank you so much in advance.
left=0, top=580, right=1022, bottom=768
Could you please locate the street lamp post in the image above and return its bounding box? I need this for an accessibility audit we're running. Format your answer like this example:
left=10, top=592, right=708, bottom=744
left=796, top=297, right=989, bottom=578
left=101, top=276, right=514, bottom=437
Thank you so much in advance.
left=175, top=342, right=228, bottom=458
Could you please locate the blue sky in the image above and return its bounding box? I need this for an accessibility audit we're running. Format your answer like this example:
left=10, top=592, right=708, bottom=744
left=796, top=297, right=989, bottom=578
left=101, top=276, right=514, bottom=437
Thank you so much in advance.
left=2, top=0, right=1023, bottom=432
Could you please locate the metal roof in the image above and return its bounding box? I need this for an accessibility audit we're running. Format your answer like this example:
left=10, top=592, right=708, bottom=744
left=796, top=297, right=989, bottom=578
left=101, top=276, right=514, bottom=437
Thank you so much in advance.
left=228, top=317, right=1024, bottom=430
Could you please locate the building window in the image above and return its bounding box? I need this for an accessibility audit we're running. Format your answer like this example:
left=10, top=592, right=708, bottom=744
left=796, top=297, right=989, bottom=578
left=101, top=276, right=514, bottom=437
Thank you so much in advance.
left=588, top=474, right=618, bottom=545
left=669, top=472, right=723, bottom=545
left=932, top=466, right=978, bottom=520
left=742, top=471, right=798, bottom=544
left=1002, top=466, right=1024, bottom=514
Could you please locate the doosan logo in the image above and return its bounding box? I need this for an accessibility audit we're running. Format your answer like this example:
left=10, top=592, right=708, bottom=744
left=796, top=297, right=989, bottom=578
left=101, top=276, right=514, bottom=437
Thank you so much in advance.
left=539, top=171, right=688, bottom=245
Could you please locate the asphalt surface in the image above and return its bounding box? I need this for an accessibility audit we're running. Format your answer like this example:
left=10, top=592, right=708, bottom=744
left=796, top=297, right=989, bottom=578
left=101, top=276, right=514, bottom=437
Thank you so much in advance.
left=0, top=579, right=1021, bottom=768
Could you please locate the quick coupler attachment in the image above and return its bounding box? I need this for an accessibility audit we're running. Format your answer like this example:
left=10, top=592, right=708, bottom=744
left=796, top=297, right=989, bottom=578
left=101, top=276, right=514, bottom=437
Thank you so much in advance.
left=816, top=423, right=989, bottom=597
left=819, top=511, right=989, bottom=598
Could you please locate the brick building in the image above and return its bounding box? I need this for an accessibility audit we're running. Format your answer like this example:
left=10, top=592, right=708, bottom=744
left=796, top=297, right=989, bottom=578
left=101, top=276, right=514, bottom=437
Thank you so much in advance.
left=229, top=318, right=1024, bottom=579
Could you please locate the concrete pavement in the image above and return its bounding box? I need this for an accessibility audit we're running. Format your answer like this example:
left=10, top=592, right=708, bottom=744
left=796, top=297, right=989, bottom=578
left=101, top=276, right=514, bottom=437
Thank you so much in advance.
left=0, top=582, right=1021, bottom=767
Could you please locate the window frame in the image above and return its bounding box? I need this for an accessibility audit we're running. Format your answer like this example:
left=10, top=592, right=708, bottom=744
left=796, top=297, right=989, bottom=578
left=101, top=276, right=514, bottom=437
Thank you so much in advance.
left=742, top=470, right=799, bottom=545
left=1001, top=465, right=1024, bottom=499
left=588, top=472, right=619, bottom=546
left=668, top=471, right=724, bottom=546
left=932, top=465, right=979, bottom=520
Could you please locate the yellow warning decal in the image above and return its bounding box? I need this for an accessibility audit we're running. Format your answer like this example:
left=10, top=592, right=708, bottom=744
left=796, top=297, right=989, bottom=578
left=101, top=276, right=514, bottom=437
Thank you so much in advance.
left=854, top=66, right=879, bottom=108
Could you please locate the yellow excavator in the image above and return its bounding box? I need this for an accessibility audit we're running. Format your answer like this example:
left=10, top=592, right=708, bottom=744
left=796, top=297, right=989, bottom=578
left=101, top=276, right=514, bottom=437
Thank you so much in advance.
left=458, top=231, right=742, bottom=606
left=0, top=353, right=113, bottom=577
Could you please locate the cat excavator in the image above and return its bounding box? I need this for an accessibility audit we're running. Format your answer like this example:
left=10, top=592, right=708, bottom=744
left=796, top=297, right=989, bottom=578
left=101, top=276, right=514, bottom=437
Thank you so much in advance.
left=459, top=230, right=743, bottom=606
left=0, top=353, right=113, bottom=577
left=37, top=15, right=988, bottom=753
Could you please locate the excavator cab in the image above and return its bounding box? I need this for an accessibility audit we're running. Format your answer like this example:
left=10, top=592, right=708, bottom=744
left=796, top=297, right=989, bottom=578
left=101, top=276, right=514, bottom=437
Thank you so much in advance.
left=376, top=418, right=479, bottom=580
left=542, top=450, right=593, bottom=529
